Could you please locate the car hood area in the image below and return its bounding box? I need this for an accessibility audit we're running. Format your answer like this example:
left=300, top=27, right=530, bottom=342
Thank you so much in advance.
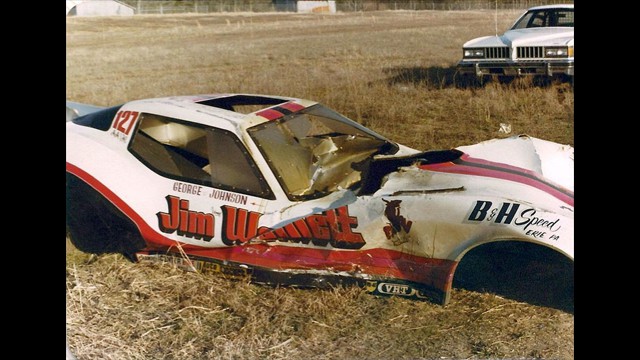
left=242, top=134, right=574, bottom=240
left=455, top=134, right=573, bottom=192
left=463, top=28, right=574, bottom=48
left=368, top=134, right=573, bottom=210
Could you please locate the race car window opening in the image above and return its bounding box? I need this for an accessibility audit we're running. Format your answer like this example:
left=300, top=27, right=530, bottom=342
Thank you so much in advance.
left=129, top=113, right=274, bottom=199
left=197, top=95, right=288, bottom=114
left=203, top=128, right=274, bottom=199
left=248, top=104, right=393, bottom=201
left=71, top=105, right=123, bottom=131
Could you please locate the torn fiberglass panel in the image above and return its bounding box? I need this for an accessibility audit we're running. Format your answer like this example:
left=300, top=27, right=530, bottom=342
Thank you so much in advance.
left=248, top=105, right=389, bottom=200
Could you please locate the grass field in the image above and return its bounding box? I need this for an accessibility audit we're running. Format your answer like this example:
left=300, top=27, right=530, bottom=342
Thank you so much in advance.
left=66, top=9, right=574, bottom=359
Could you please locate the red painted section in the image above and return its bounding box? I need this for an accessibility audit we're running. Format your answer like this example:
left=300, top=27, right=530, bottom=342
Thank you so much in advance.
left=419, top=153, right=574, bottom=206
left=278, top=102, right=306, bottom=112
left=256, top=102, right=306, bottom=121
left=256, top=108, right=284, bottom=121
left=66, top=161, right=456, bottom=293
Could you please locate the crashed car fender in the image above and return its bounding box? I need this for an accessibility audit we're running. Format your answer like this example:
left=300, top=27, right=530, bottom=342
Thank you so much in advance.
left=455, top=134, right=574, bottom=192
left=356, top=192, right=574, bottom=260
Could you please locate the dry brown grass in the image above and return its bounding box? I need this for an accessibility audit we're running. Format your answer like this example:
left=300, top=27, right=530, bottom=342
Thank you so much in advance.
left=67, top=242, right=573, bottom=360
left=66, top=10, right=573, bottom=359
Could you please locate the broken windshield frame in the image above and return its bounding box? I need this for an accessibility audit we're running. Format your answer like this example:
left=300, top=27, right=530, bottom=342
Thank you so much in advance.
left=248, top=104, right=397, bottom=201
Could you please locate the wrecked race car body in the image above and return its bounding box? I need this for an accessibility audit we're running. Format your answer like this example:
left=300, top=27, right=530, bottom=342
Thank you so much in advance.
left=66, top=94, right=573, bottom=305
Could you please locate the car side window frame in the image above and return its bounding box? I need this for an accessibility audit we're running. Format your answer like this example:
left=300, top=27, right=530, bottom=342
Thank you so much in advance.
left=128, top=113, right=275, bottom=200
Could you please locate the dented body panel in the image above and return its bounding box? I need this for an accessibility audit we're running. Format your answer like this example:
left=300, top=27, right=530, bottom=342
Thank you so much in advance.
left=66, top=94, right=574, bottom=304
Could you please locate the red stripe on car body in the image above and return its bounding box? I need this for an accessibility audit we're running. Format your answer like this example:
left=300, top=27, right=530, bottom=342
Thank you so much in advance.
left=278, top=102, right=305, bottom=112
left=419, top=153, right=573, bottom=206
left=255, top=108, right=284, bottom=121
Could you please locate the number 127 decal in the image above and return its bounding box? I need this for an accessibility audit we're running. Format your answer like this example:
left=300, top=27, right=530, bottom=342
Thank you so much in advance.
left=112, top=110, right=140, bottom=136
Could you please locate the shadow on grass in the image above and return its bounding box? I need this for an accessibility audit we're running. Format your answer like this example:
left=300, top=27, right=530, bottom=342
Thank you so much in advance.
left=382, top=65, right=573, bottom=89
left=453, top=241, right=574, bottom=314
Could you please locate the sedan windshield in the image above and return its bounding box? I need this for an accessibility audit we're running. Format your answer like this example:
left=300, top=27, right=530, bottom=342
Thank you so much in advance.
left=248, top=104, right=396, bottom=201
left=511, top=8, right=574, bottom=29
